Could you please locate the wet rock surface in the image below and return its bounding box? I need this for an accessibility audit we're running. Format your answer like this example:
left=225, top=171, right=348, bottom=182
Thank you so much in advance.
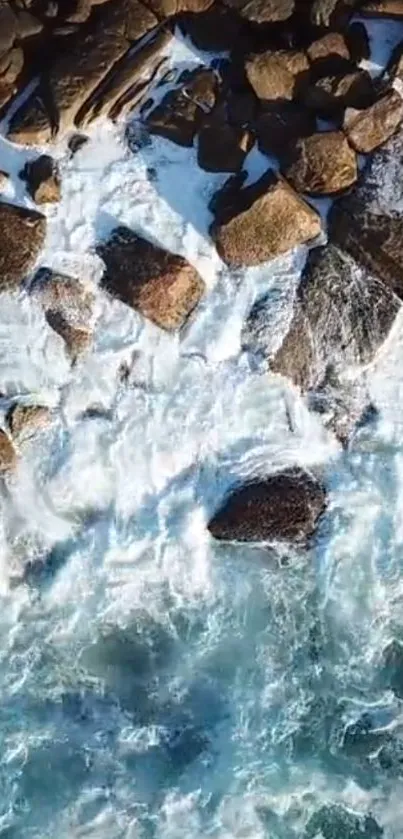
left=0, top=202, right=46, bottom=292
left=7, top=404, right=52, bottom=440
left=32, top=268, right=96, bottom=361
left=208, top=467, right=327, bottom=543
left=98, top=225, right=205, bottom=331
left=21, top=155, right=61, bottom=204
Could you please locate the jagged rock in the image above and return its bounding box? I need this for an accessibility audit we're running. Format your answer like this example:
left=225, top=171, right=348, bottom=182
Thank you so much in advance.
left=361, top=0, right=403, bottom=17
left=7, top=87, right=53, bottom=145
left=178, top=5, right=243, bottom=53
left=197, top=108, right=253, bottom=172
left=255, top=103, right=316, bottom=158
left=284, top=131, right=357, bottom=195
left=343, top=90, right=403, bottom=153
left=146, top=68, right=218, bottom=146
left=0, top=431, right=16, bottom=474
left=0, top=170, right=9, bottom=190
left=7, top=404, right=52, bottom=440
left=210, top=170, right=321, bottom=267
left=245, top=49, right=310, bottom=103
left=347, top=21, right=371, bottom=62
left=208, top=467, right=326, bottom=544
left=304, top=805, right=383, bottom=839
left=222, top=0, right=295, bottom=23
left=310, top=0, right=359, bottom=26
left=21, top=155, right=61, bottom=204
left=0, top=202, right=46, bottom=291
left=304, top=68, right=374, bottom=117
left=32, top=269, right=95, bottom=361
left=98, top=226, right=205, bottom=331
left=146, top=0, right=214, bottom=17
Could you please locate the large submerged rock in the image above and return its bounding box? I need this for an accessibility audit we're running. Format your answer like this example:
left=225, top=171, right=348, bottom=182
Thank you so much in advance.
left=98, top=225, right=205, bottom=331
left=0, top=202, right=46, bottom=292
left=208, top=467, right=326, bottom=544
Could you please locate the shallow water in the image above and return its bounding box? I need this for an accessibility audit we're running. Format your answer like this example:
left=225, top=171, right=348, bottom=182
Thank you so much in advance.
left=0, top=25, right=403, bottom=839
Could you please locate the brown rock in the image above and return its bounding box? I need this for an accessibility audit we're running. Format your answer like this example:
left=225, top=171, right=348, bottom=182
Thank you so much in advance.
left=208, top=467, right=326, bottom=544
left=222, top=0, right=295, bottom=23
left=146, top=0, right=214, bottom=16
left=284, top=131, right=357, bottom=195
left=271, top=305, right=314, bottom=390
left=344, top=90, right=403, bottom=153
left=197, top=109, right=253, bottom=172
left=310, top=0, right=359, bottom=26
left=304, top=67, right=374, bottom=117
left=98, top=226, right=205, bottom=331
left=361, top=0, right=403, bottom=17
left=32, top=268, right=95, bottom=360
left=0, top=431, right=16, bottom=475
left=21, top=155, right=61, bottom=204
left=45, top=312, right=92, bottom=362
left=307, top=32, right=350, bottom=65
left=0, top=47, right=24, bottom=85
left=0, top=202, right=46, bottom=291
left=7, top=404, right=52, bottom=439
left=210, top=170, right=322, bottom=267
left=15, top=9, right=43, bottom=38
left=255, top=103, right=316, bottom=159
left=146, top=68, right=218, bottom=146
left=7, top=87, right=53, bottom=145
left=0, top=6, right=17, bottom=57
left=245, top=49, right=309, bottom=103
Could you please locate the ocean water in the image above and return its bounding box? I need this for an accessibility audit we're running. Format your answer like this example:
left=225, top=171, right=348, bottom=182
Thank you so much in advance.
left=0, top=25, right=403, bottom=839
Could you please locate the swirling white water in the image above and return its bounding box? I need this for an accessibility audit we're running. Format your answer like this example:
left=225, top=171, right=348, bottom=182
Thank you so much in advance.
left=0, top=24, right=403, bottom=839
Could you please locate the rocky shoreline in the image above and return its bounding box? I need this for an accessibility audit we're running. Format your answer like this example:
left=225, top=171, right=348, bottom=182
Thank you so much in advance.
left=0, top=0, right=403, bottom=550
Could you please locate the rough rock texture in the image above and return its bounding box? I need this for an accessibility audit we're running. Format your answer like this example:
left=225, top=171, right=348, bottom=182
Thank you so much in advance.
left=361, top=0, right=403, bottom=16
left=146, top=68, right=218, bottom=146
left=208, top=467, right=326, bottom=544
left=307, top=32, right=350, bottom=66
left=7, top=404, right=52, bottom=440
left=32, top=269, right=95, bottom=361
left=7, top=88, right=53, bottom=145
left=21, top=155, right=61, bottom=204
left=0, top=431, right=16, bottom=474
left=245, top=49, right=310, bottom=103
left=98, top=226, right=205, bottom=331
left=304, top=68, right=374, bottom=117
left=0, top=202, right=46, bottom=291
left=284, top=131, right=357, bottom=195
left=197, top=109, right=253, bottom=172
left=255, top=103, right=316, bottom=158
left=211, top=170, right=322, bottom=267
left=343, top=90, right=403, bottom=153
left=222, top=0, right=295, bottom=23
left=310, top=0, right=359, bottom=26
left=146, top=0, right=214, bottom=17
left=178, top=5, right=243, bottom=53
left=305, top=806, right=383, bottom=839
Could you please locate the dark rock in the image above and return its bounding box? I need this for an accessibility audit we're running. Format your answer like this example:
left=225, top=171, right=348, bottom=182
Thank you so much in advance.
left=68, top=133, right=89, bottom=156
left=146, top=0, right=214, bottom=17
left=98, top=225, right=205, bottom=331
left=197, top=107, right=253, bottom=172
left=208, top=467, right=326, bottom=544
left=347, top=21, right=371, bottom=62
left=146, top=68, right=218, bottom=146
left=305, top=805, right=383, bottom=839
left=21, top=154, right=61, bottom=204
left=0, top=6, right=17, bottom=57
left=283, top=130, right=357, bottom=195
left=7, top=86, right=53, bottom=145
left=310, top=0, right=359, bottom=27
left=255, top=102, right=316, bottom=158
left=177, top=5, right=243, bottom=52
left=15, top=9, right=43, bottom=38
left=0, top=431, right=16, bottom=475
left=343, top=90, right=403, bottom=153
left=210, top=170, right=322, bottom=267
left=382, top=639, right=403, bottom=698
left=307, top=32, right=350, bottom=66
left=304, top=67, right=374, bottom=117
left=245, top=49, right=310, bottom=103
left=222, top=0, right=295, bottom=23
left=0, top=201, right=46, bottom=291
left=271, top=305, right=314, bottom=389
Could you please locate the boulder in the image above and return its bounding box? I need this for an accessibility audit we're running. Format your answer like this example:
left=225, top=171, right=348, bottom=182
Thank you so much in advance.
left=310, top=0, right=359, bottom=26
left=343, top=90, right=403, bottom=153
left=0, top=6, right=17, bottom=57
left=0, top=202, right=46, bottom=291
left=21, top=154, right=61, bottom=204
left=197, top=108, right=253, bottom=172
left=32, top=269, right=95, bottom=361
left=7, top=87, right=53, bottom=145
left=245, top=49, right=310, bottom=103
left=146, top=68, right=218, bottom=146
left=15, top=8, right=43, bottom=38
left=304, top=805, right=383, bottom=839
left=307, top=32, right=350, bottom=68
left=255, top=102, right=316, bottom=159
left=177, top=5, right=243, bottom=53
left=222, top=0, right=295, bottom=23
left=210, top=170, right=322, bottom=267
left=98, top=226, right=205, bottom=331
left=208, top=467, right=327, bottom=544
left=361, top=0, right=403, bottom=17
left=304, top=68, right=374, bottom=117
left=346, top=21, right=371, bottom=62
left=0, top=431, right=16, bottom=474
left=146, top=0, right=214, bottom=17
left=284, top=131, right=357, bottom=195
left=7, top=404, right=52, bottom=440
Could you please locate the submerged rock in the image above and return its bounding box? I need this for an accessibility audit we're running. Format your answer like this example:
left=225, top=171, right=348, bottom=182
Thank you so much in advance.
left=0, top=201, right=46, bottom=292
left=0, top=430, right=16, bottom=474
left=98, top=225, right=205, bottom=331
left=210, top=170, right=321, bottom=267
left=208, top=467, right=326, bottom=544
left=32, top=268, right=96, bottom=362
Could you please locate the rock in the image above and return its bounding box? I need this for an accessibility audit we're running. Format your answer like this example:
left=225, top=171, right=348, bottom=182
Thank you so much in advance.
left=271, top=305, right=314, bottom=390
left=208, top=467, right=326, bottom=544
left=197, top=108, right=253, bottom=172
left=284, top=131, right=357, bottom=195
left=7, top=87, right=53, bottom=145
left=343, top=90, right=403, bottom=153
left=146, top=68, right=218, bottom=146
left=0, top=170, right=9, bottom=190
left=310, top=0, right=359, bottom=26
left=68, top=133, right=89, bottom=156
left=21, top=154, right=61, bottom=204
left=222, top=0, right=295, bottom=23
left=0, top=201, right=46, bottom=291
left=210, top=170, right=322, bottom=267
left=346, top=21, right=371, bottom=62
left=98, top=225, right=205, bottom=331
left=245, top=49, right=310, bottom=103
left=7, top=404, right=52, bottom=440
left=177, top=5, right=243, bottom=53
left=32, top=268, right=95, bottom=361
left=0, top=6, right=17, bottom=57
left=304, top=68, right=374, bottom=117
left=304, top=805, right=383, bottom=839
left=0, top=47, right=24, bottom=85
left=307, top=32, right=350, bottom=67
left=15, top=9, right=43, bottom=38
left=146, top=0, right=214, bottom=17
left=255, top=103, right=316, bottom=159
left=0, top=431, right=16, bottom=474
left=361, top=0, right=403, bottom=17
